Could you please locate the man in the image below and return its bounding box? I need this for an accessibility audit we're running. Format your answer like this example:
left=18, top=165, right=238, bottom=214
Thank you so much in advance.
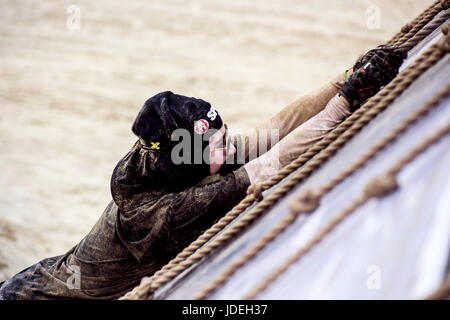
left=0, top=46, right=406, bottom=299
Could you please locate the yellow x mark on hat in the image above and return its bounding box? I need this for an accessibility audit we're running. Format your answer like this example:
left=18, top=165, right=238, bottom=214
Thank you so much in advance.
left=150, top=142, right=160, bottom=150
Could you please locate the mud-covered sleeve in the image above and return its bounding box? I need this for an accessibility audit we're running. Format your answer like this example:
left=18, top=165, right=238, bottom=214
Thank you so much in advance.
left=115, top=166, right=250, bottom=261
left=230, top=72, right=347, bottom=163
left=163, top=166, right=250, bottom=253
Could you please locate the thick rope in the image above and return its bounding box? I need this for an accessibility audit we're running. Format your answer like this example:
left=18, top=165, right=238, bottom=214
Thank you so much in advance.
left=392, top=0, right=448, bottom=47
left=400, top=8, right=450, bottom=52
left=120, top=8, right=449, bottom=300
left=194, top=83, right=450, bottom=300
left=384, top=0, right=443, bottom=46
left=243, top=123, right=450, bottom=300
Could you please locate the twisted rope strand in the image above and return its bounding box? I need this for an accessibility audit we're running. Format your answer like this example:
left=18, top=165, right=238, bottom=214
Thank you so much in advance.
left=385, top=0, right=442, bottom=46
left=393, top=1, right=446, bottom=47
left=400, top=9, right=450, bottom=52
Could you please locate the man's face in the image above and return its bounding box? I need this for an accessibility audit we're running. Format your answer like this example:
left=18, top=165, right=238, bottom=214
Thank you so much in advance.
left=209, top=124, right=236, bottom=175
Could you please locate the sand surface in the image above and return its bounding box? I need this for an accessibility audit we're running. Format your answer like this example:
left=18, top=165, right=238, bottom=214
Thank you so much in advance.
left=0, top=0, right=431, bottom=280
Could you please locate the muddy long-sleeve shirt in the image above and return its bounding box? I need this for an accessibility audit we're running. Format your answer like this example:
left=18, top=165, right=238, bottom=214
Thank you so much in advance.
left=0, top=72, right=346, bottom=300
left=0, top=163, right=250, bottom=300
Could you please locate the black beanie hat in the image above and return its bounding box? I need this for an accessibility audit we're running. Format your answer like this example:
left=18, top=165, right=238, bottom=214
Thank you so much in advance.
left=132, top=91, right=223, bottom=150
left=120, top=91, right=224, bottom=190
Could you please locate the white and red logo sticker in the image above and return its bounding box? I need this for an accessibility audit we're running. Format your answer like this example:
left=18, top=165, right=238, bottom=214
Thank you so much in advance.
left=194, top=119, right=209, bottom=134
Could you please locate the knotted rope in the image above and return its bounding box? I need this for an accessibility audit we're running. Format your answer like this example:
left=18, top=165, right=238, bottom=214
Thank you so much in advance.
left=288, top=189, right=321, bottom=214
left=246, top=180, right=265, bottom=202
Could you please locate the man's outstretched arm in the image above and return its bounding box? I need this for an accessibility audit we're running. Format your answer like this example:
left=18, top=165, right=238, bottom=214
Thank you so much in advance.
left=233, top=71, right=348, bottom=163
left=243, top=46, right=407, bottom=183
left=243, top=94, right=350, bottom=183
left=233, top=45, right=406, bottom=164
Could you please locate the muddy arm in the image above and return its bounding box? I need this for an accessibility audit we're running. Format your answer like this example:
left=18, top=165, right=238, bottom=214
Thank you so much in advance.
left=232, top=71, right=347, bottom=163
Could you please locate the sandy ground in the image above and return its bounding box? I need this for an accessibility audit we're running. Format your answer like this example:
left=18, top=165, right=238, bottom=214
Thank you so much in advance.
left=0, top=0, right=431, bottom=281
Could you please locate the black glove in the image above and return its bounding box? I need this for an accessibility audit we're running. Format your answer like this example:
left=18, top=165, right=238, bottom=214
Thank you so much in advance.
left=340, top=46, right=407, bottom=111
left=352, top=45, right=406, bottom=72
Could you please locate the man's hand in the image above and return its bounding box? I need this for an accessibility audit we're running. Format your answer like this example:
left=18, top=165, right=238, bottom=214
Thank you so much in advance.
left=340, top=46, right=407, bottom=110
left=352, top=45, right=406, bottom=72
